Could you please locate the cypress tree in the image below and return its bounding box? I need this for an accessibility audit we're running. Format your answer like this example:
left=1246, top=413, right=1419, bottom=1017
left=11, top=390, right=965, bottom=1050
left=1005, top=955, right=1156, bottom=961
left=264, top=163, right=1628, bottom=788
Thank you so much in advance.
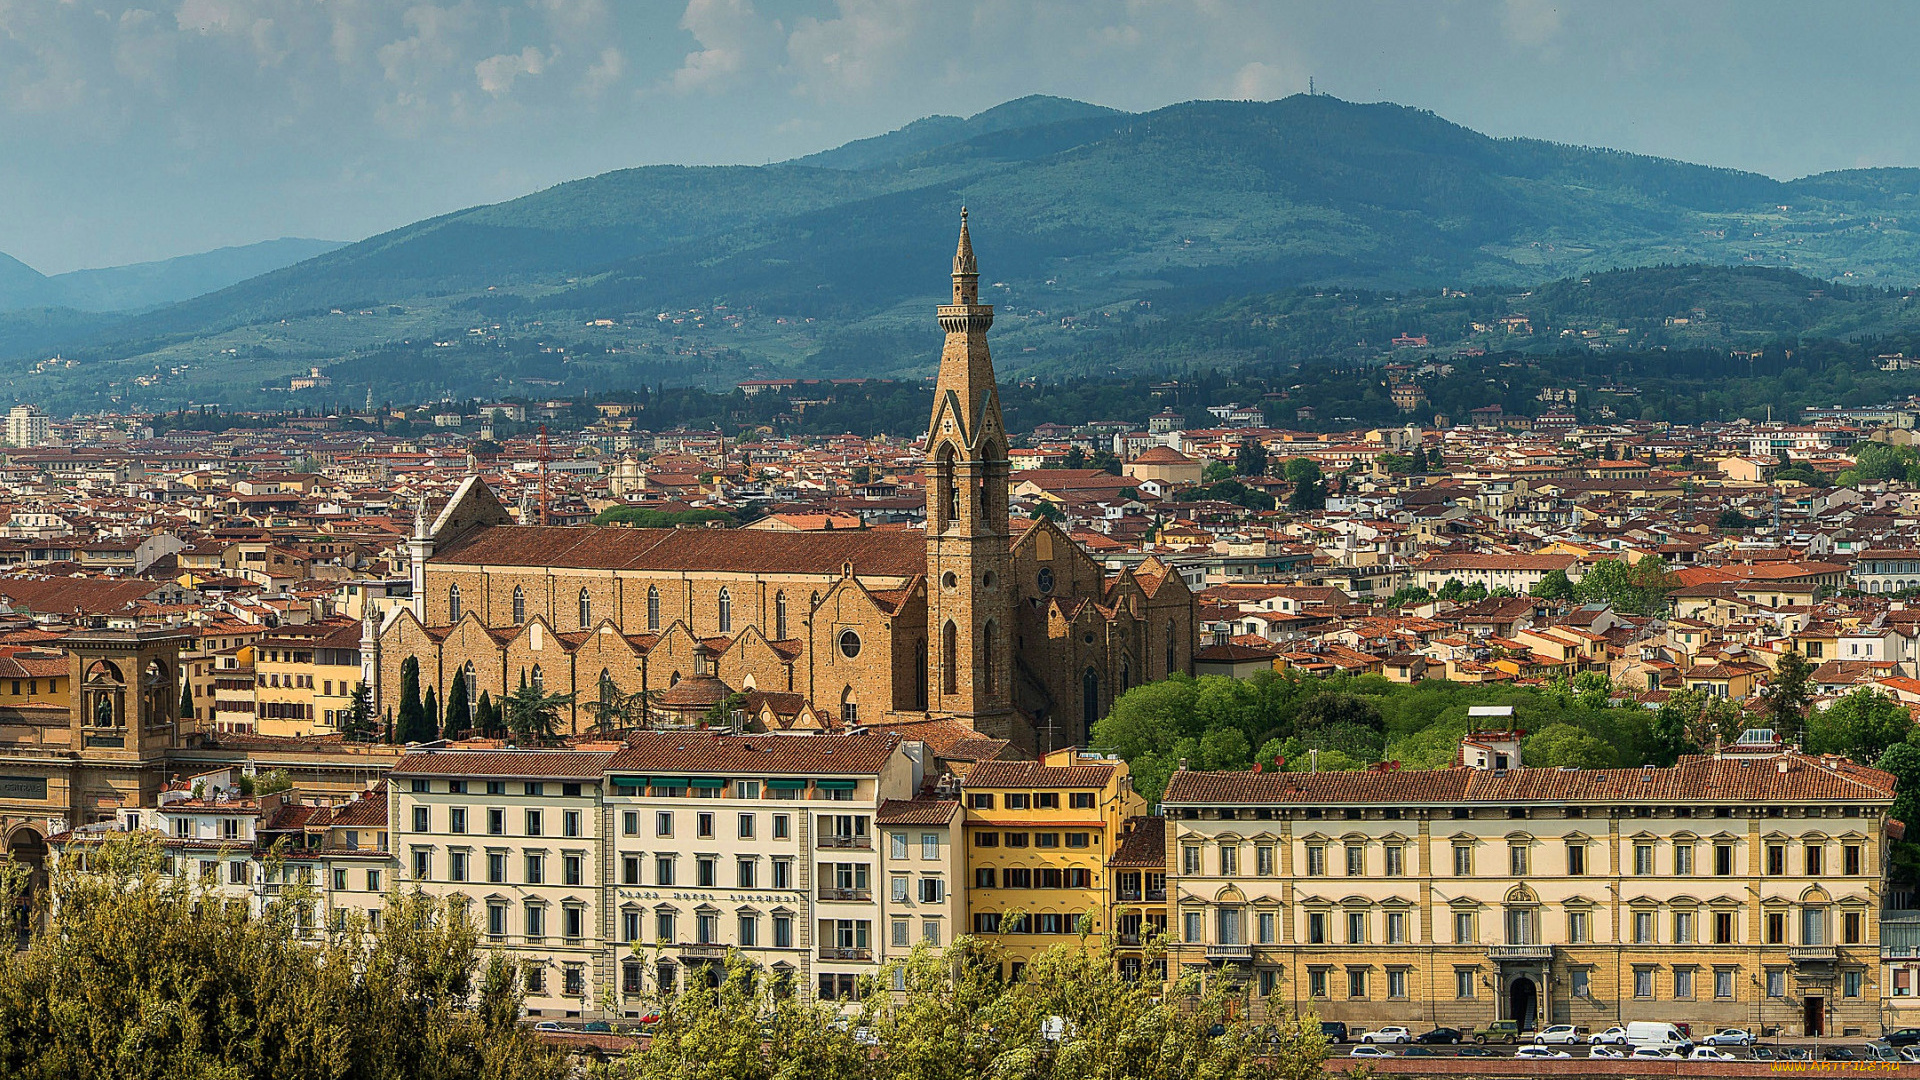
left=476, top=690, right=497, bottom=737
left=397, top=657, right=427, bottom=743
left=443, top=674, right=470, bottom=740
left=178, top=678, right=195, bottom=722
left=423, top=685, right=440, bottom=740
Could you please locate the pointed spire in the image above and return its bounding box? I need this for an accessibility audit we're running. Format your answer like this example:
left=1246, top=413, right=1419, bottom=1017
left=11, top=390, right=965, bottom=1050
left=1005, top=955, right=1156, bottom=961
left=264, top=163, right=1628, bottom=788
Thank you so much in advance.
left=952, top=207, right=977, bottom=277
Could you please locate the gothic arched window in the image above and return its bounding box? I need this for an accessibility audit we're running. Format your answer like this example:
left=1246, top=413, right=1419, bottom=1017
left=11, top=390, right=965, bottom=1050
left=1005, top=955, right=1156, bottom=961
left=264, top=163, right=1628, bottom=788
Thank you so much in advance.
left=578, top=588, right=592, bottom=629
left=646, top=586, right=660, bottom=632
left=982, top=619, right=998, bottom=693
left=774, top=592, right=788, bottom=640
left=448, top=584, right=461, bottom=623
left=941, top=621, right=959, bottom=695
left=937, top=445, right=958, bottom=528
left=717, top=587, right=733, bottom=634
left=511, top=585, right=525, bottom=624
left=530, top=664, right=544, bottom=693
left=1166, top=619, right=1177, bottom=676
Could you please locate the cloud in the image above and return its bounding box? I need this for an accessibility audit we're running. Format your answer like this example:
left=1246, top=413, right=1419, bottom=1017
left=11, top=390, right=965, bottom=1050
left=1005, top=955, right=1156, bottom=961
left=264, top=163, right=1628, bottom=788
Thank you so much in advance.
left=1229, top=60, right=1295, bottom=101
left=476, top=45, right=551, bottom=97
left=785, top=0, right=931, bottom=100
left=1501, top=0, right=1563, bottom=50
left=669, top=0, right=782, bottom=94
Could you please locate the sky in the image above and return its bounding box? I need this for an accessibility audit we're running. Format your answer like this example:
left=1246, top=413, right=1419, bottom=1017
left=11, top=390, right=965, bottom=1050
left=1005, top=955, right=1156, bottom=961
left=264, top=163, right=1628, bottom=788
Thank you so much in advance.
left=4, top=0, right=1920, bottom=274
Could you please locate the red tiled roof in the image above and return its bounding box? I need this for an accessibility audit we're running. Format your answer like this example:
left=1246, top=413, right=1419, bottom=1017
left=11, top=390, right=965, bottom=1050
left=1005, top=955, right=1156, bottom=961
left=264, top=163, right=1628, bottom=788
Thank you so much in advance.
left=965, top=760, right=1117, bottom=790
left=607, top=731, right=902, bottom=776
left=391, top=749, right=616, bottom=779
left=876, top=798, right=960, bottom=825
left=1162, top=753, right=1895, bottom=805
left=1110, top=815, right=1166, bottom=868
left=432, top=524, right=925, bottom=578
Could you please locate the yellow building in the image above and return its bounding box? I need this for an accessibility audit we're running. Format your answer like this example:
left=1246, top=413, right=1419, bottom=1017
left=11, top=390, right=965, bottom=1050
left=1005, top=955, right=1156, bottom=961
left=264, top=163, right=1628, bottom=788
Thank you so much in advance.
left=253, top=621, right=366, bottom=737
left=963, top=748, right=1146, bottom=975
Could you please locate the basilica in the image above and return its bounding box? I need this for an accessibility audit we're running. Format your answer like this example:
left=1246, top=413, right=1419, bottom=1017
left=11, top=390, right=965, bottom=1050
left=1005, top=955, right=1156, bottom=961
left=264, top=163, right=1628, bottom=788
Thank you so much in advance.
left=370, top=214, right=1197, bottom=751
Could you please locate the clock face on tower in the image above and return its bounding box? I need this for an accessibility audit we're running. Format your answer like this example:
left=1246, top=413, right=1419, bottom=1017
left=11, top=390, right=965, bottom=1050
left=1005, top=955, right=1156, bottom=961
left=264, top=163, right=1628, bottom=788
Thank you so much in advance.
left=1038, top=568, right=1055, bottom=595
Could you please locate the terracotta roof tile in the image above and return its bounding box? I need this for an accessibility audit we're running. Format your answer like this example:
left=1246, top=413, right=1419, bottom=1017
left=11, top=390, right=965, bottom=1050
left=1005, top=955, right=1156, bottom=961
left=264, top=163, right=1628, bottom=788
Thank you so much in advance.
left=876, top=798, right=960, bottom=825
left=1110, top=815, right=1166, bottom=868
left=966, top=760, right=1117, bottom=790
left=391, top=749, right=616, bottom=779
left=432, top=524, right=925, bottom=578
left=607, top=730, right=901, bottom=776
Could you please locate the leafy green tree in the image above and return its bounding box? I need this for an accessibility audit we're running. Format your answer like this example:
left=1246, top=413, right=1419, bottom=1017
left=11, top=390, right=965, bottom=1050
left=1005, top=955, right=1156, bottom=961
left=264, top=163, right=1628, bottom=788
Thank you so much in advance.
left=1410, top=444, right=1428, bottom=472
left=1531, top=569, right=1575, bottom=601
left=1384, top=585, right=1431, bottom=608
left=504, top=675, right=575, bottom=743
left=599, top=933, right=1328, bottom=1080
left=1235, top=438, right=1268, bottom=478
left=1030, top=500, right=1064, bottom=522
left=1064, top=446, right=1088, bottom=470
left=1717, top=508, right=1760, bottom=530
left=1650, top=688, right=1742, bottom=763
left=1806, top=688, right=1913, bottom=763
left=1572, top=556, right=1674, bottom=615
left=1761, top=650, right=1815, bottom=740
left=1202, top=460, right=1235, bottom=483
left=1088, top=448, right=1122, bottom=476
left=0, top=833, right=565, bottom=1080
left=1523, top=723, right=1618, bottom=768
left=442, top=672, right=471, bottom=740
left=1877, top=740, right=1920, bottom=883
left=1283, top=457, right=1325, bottom=511
left=343, top=681, right=377, bottom=741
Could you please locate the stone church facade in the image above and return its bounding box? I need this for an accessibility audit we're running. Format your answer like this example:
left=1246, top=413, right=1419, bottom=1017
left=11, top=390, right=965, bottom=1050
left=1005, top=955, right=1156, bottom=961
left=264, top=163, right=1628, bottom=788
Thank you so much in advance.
left=371, top=215, right=1196, bottom=751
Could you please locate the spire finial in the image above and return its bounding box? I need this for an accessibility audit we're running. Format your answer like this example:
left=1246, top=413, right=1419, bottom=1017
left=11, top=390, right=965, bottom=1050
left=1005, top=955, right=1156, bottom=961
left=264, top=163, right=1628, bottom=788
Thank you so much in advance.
left=953, top=207, right=977, bottom=278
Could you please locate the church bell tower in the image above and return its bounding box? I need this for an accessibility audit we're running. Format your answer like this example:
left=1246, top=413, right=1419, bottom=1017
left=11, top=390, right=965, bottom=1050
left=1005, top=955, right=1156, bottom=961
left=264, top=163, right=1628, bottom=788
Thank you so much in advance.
left=925, top=210, right=1016, bottom=737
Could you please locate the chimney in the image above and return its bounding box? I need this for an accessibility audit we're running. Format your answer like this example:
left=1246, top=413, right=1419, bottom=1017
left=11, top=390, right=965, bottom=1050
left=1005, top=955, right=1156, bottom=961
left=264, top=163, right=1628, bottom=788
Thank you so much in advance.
left=1310, top=749, right=1320, bottom=773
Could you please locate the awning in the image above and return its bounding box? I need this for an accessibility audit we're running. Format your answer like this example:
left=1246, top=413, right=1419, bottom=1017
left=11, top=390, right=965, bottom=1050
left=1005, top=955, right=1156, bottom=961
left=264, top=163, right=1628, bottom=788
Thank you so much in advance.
left=766, top=779, right=808, bottom=790
left=814, top=779, right=856, bottom=791
left=609, top=775, right=649, bottom=789
left=687, top=777, right=726, bottom=789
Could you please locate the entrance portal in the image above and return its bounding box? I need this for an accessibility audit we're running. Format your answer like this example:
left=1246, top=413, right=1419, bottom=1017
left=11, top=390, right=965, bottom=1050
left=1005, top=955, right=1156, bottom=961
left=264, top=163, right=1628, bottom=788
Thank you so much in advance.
left=1509, top=975, right=1538, bottom=1032
left=1804, top=996, right=1824, bottom=1037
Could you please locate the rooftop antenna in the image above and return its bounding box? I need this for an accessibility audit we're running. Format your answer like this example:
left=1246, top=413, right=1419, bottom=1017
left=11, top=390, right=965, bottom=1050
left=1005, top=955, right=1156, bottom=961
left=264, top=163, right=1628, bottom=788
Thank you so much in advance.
left=538, top=424, right=551, bottom=526
left=1308, top=76, right=1315, bottom=97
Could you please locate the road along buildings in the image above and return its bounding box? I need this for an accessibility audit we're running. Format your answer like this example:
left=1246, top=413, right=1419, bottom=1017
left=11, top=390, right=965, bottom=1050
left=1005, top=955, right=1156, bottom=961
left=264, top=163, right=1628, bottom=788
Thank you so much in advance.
left=1160, top=734, right=1898, bottom=1039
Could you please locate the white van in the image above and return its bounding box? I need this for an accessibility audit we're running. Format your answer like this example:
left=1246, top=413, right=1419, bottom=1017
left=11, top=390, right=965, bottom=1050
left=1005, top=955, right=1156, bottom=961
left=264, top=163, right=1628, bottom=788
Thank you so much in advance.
left=1626, top=1022, right=1691, bottom=1053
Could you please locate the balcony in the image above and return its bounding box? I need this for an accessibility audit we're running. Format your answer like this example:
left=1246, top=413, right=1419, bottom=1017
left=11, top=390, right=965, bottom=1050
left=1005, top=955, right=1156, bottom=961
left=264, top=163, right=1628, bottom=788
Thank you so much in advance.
left=1206, top=943, right=1254, bottom=962
left=818, top=887, right=872, bottom=902
left=819, top=947, right=872, bottom=962
left=1789, top=946, right=1837, bottom=964
left=1115, top=887, right=1167, bottom=903
left=1487, top=944, right=1553, bottom=961
left=679, top=943, right=727, bottom=960
left=817, top=835, right=871, bottom=850
left=1116, top=932, right=1142, bottom=947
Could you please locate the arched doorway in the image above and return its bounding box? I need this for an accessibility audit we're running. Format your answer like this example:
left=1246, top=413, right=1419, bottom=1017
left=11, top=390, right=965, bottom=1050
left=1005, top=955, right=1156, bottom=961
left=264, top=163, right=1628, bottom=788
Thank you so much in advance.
left=6, top=829, right=46, bottom=949
left=1509, top=975, right=1538, bottom=1032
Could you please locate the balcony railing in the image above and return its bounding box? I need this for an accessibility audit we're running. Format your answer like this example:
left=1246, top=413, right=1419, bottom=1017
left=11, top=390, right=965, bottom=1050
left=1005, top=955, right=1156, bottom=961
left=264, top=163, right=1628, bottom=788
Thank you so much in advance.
left=1789, top=946, right=1837, bottom=963
left=679, top=943, right=727, bottom=959
left=819, top=947, right=872, bottom=961
left=1115, top=932, right=1142, bottom=947
left=817, top=835, right=871, bottom=850
left=1146, top=887, right=1167, bottom=901
left=1206, top=943, right=1253, bottom=961
left=818, top=887, right=872, bottom=902
left=1487, top=944, right=1553, bottom=961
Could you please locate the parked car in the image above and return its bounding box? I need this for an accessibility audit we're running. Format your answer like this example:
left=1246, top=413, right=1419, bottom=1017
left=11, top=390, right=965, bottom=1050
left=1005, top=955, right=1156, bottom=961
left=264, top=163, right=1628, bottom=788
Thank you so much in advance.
left=1350, top=1045, right=1395, bottom=1059
left=1689, top=1047, right=1737, bottom=1061
left=532, top=1021, right=564, bottom=1033
left=1588, top=1045, right=1628, bottom=1059
left=1632, top=1047, right=1681, bottom=1060
left=1625, top=1022, right=1692, bottom=1054
left=1897, top=1045, right=1920, bottom=1063
left=1455, top=1046, right=1500, bottom=1058
left=1702, top=1029, right=1755, bottom=1047
left=1320, top=1022, right=1351, bottom=1044
left=1777, top=1046, right=1813, bottom=1061
left=1515, top=1046, right=1571, bottom=1059
left=1887, top=1028, right=1920, bottom=1048
left=1864, top=1042, right=1899, bottom=1062
left=582, top=1021, right=613, bottom=1034
left=1587, top=1026, right=1630, bottom=1046
left=1534, top=1025, right=1585, bottom=1046
left=1416, top=1028, right=1464, bottom=1045
left=1363, top=1027, right=1413, bottom=1045
left=1822, top=1046, right=1859, bottom=1062
left=1473, top=1020, right=1523, bottom=1045
left=1402, top=1046, right=1446, bottom=1058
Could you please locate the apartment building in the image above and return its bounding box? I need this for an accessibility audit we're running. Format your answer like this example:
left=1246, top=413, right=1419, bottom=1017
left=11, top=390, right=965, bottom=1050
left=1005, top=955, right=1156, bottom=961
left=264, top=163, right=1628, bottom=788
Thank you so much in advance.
left=602, top=731, right=919, bottom=1012
left=963, top=749, right=1146, bottom=974
left=253, top=621, right=365, bottom=737
left=878, top=795, right=963, bottom=964
left=390, top=748, right=615, bottom=1018
left=1160, top=735, right=1896, bottom=1038
left=1111, top=814, right=1168, bottom=981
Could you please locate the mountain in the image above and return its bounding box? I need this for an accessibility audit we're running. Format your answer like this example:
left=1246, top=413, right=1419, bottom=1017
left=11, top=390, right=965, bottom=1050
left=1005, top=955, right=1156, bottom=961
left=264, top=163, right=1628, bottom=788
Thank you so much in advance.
left=0, top=237, right=346, bottom=313
left=20, top=94, right=1920, bottom=409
